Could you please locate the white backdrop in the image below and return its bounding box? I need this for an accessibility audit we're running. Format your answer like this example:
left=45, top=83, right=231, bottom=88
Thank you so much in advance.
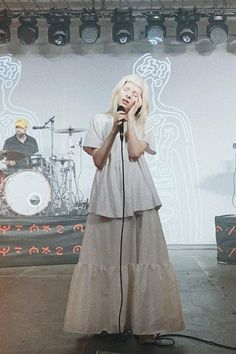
left=0, top=44, right=235, bottom=244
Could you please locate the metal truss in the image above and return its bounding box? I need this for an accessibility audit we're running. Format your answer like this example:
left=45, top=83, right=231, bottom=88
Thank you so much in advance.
left=1, top=0, right=236, bottom=19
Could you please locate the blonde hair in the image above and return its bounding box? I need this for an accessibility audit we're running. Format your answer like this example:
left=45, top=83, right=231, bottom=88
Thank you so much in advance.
left=107, top=74, right=150, bottom=136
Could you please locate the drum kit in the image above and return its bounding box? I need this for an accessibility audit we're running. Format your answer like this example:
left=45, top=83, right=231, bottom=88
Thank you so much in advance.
left=0, top=125, right=88, bottom=217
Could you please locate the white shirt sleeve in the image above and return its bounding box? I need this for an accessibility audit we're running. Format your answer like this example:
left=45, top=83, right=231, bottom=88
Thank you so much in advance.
left=83, top=114, right=104, bottom=149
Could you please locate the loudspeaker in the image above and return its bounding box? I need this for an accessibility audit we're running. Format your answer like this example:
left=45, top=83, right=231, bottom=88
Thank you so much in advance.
left=215, top=215, right=236, bottom=264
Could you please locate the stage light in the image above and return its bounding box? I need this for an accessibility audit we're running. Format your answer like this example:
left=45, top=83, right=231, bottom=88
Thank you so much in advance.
left=0, top=12, right=11, bottom=44
left=176, top=9, right=199, bottom=44
left=48, top=14, right=71, bottom=46
left=79, top=9, right=100, bottom=44
left=112, top=9, right=134, bottom=44
left=145, top=13, right=166, bottom=45
left=17, top=16, right=38, bottom=45
left=207, top=14, right=228, bottom=44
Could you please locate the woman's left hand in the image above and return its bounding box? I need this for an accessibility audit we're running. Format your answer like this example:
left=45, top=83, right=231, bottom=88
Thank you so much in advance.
left=127, top=96, right=142, bottom=120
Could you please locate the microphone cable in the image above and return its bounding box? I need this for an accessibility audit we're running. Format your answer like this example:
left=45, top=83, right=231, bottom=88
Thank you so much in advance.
left=118, top=123, right=125, bottom=334
left=232, top=148, right=236, bottom=208
left=150, top=333, right=236, bottom=350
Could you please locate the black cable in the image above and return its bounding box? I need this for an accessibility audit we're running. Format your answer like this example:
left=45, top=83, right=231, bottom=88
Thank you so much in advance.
left=156, top=333, right=236, bottom=350
left=118, top=133, right=125, bottom=334
left=232, top=151, right=236, bottom=208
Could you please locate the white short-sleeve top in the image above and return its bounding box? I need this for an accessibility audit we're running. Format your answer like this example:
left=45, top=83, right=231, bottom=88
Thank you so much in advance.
left=84, top=113, right=162, bottom=218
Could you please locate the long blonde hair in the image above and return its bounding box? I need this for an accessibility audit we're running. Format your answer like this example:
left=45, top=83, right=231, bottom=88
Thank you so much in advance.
left=107, top=74, right=150, bottom=137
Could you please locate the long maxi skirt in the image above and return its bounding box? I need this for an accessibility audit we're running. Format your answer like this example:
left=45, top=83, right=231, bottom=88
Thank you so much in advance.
left=64, top=209, right=185, bottom=335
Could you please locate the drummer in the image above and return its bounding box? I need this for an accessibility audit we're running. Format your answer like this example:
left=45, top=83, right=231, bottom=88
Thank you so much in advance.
left=2, top=118, right=38, bottom=170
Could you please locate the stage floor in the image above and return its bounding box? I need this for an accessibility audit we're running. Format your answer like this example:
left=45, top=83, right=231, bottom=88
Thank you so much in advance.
left=0, top=247, right=236, bottom=354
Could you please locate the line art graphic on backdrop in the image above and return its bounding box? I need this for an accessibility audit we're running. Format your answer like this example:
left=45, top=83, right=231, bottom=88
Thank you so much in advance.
left=133, top=53, right=203, bottom=243
left=0, top=55, right=41, bottom=154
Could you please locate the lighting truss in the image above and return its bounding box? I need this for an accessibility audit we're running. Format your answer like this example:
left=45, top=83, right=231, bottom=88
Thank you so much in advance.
left=0, top=5, right=236, bottom=47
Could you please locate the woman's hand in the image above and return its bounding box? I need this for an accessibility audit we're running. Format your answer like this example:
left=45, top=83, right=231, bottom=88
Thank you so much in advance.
left=113, top=109, right=127, bottom=133
left=127, top=96, right=142, bottom=120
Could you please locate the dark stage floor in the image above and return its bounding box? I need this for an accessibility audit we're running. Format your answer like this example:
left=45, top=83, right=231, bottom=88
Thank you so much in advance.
left=0, top=248, right=236, bottom=354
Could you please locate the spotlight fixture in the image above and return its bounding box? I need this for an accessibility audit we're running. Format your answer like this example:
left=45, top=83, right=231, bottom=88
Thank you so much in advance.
left=17, top=16, right=38, bottom=45
left=112, top=9, right=134, bottom=44
left=48, top=14, right=71, bottom=46
left=79, top=9, right=100, bottom=44
left=207, top=14, right=228, bottom=44
left=176, top=9, right=200, bottom=44
left=0, top=12, right=11, bottom=44
left=145, top=13, right=166, bottom=45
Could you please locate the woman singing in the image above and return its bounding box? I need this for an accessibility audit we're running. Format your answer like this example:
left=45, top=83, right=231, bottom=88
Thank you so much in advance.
left=64, top=74, right=185, bottom=344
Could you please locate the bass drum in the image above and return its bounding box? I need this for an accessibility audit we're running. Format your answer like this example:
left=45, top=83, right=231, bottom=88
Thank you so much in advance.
left=1, top=170, right=51, bottom=216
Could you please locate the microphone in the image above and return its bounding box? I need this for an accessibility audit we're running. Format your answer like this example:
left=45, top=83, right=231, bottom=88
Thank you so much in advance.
left=49, top=116, right=55, bottom=122
left=32, top=126, right=47, bottom=130
left=117, top=105, right=125, bottom=142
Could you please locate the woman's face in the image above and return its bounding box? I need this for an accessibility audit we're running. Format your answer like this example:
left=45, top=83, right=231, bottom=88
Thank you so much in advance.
left=118, top=82, right=142, bottom=112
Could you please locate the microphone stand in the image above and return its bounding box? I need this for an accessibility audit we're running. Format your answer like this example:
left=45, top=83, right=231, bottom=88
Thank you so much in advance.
left=47, top=116, right=55, bottom=208
left=40, top=116, right=55, bottom=214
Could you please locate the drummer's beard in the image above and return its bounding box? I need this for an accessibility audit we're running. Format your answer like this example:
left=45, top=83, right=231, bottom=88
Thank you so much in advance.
left=16, top=131, right=26, bottom=139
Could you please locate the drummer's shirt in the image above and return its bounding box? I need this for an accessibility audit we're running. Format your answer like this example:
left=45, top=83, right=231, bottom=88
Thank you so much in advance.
left=3, top=134, right=39, bottom=170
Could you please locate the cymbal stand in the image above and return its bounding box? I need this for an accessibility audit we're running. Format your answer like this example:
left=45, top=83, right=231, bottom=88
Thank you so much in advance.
left=57, top=159, right=75, bottom=214
left=56, top=132, right=80, bottom=214
left=47, top=116, right=55, bottom=194
left=68, top=131, right=73, bottom=202
left=71, top=137, right=84, bottom=202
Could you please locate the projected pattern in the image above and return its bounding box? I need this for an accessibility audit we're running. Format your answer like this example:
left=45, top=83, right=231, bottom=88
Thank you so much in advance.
left=0, top=55, right=41, bottom=149
left=133, top=53, right=203, bottom=243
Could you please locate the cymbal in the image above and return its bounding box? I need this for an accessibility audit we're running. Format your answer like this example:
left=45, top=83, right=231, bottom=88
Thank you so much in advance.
left=0, top=150, right=25, bottom=161
left=55, top=127, right=86, bottom=134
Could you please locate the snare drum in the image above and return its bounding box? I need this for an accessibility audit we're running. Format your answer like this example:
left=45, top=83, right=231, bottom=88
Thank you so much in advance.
left=30, top=154, right=46, bottom=167
left=30, top=154, right=47, bottom=174
left=0, top=170, right=51, bottom=216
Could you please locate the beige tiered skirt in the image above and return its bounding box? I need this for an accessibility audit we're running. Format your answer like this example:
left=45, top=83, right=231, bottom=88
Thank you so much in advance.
left=64, top=209, right=185, bottom=335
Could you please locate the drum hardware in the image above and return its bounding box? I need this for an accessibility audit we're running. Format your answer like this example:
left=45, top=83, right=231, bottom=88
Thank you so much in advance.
left=56, top=158, right=70, bottom=166
left=53, top=127, right=86, bottom=214
left=0, top=150, right=25, bottom=161
left=33, top=116, right=57, bottom=215
left=52, top=159, right=76, bottom=214
left=73, top=199, right=89, bottom=215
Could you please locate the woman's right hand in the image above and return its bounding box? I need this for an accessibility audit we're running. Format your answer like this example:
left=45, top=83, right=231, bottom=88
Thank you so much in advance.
left=113, top=109, right=127, bottom=133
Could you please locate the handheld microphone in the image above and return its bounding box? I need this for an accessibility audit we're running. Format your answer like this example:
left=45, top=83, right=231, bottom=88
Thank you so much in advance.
left=117, top=105, right=125, bottom=142
left=32, top=126, right=46, bottom=130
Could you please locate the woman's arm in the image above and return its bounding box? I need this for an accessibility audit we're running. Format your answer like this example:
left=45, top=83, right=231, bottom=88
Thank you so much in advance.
left=83, top=111, right=125, bottom=170
left=127, top=99, right=148, bottom=161
left=84, top=128, right=117, bottom=170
